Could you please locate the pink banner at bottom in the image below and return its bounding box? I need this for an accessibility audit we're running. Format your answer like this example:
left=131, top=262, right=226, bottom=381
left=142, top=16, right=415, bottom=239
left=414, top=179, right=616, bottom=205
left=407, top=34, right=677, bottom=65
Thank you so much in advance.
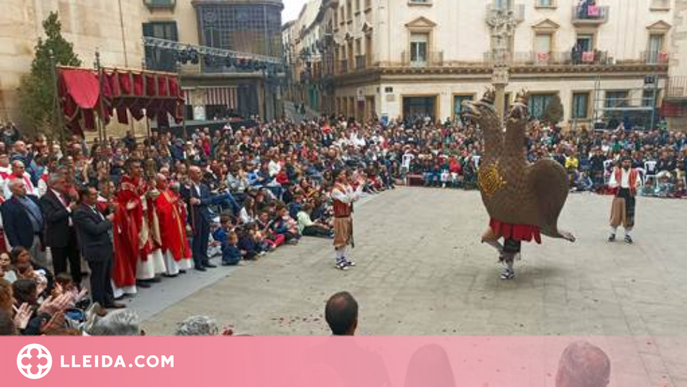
left=2, top=336, right=684, bottom=387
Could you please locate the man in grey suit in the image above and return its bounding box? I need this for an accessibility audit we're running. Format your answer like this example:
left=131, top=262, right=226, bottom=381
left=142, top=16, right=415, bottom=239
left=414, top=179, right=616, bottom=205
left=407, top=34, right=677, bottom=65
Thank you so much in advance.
left=73, top=186, right=124, bottom=309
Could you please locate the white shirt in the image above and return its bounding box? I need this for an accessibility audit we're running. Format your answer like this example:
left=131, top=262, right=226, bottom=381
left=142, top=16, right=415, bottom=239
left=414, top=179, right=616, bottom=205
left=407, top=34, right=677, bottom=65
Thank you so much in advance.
left=3, top=172, right=36, bottom=199
left=52, top=189, right=73, bottom=226
left=609, top=168, right=641, bottom=189
left=331, top=183, right=363, bottom=205
left=268, top=160, right=281, bottom=177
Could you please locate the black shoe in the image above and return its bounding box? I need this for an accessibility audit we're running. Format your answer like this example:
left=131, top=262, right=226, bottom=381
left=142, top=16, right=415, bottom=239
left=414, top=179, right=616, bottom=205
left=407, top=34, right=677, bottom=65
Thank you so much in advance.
left=203, top=262, right=217, bottom=268
left=608, top=234, right=616, bottom=242
left=162, top=273, right=178, bottom=278
left=147, top=277, right=162, bottom=283
left=625, top=235, right=634, bottom=244
left=179, top=270, right=187, bottom=274
left=194, top=265, right=207, bottom=272
left=136, top=281, right=151, bottom=288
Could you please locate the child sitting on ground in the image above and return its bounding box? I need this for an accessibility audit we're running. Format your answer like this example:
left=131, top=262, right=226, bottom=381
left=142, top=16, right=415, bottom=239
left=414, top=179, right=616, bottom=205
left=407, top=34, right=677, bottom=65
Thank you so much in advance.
left=238, top=224, right=263, bottom=260
left=221, top=231, right=241, bottom=266
left=213, top=213, right=236, bottom=245
left=273, top=204, right=300, bottom=245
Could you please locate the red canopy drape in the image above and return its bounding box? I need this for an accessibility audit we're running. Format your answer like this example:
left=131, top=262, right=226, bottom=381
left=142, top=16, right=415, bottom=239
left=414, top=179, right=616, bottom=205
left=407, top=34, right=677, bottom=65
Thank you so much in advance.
left=57, top=67, right=184, bottom=136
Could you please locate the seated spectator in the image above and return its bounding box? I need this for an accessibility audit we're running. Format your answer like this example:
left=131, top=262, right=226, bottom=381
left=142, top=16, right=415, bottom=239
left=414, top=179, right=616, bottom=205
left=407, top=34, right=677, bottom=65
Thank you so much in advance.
left=0, top=308, right=16, bottom=335
left=0, top=251, right=17, bottom=283
left=325, top=291, right=358, bottom=336
left=237, top=224, right=260, bottom=260
left=256, top=211, right=284, bottom=249
left=575, top=171, right=594, bottom=192
left=273, top=204, right=300, bottom=245
left=213, top=213, right=236, bottom=245
left=10, top=247, right=51, bottom=295
left=221, top=231, right=241, bottom=266
left=654, top=173, right=674, bottom=198
left=297, top=203, right=333, bottom=238
left=288, top=194, right=304, bottom=220
left=556, top=341, right=610, bottom=387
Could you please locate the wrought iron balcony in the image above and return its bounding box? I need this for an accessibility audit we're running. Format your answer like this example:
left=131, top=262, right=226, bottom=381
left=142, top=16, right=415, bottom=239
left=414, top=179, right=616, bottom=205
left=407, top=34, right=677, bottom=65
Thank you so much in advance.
left=572, top=5, right=609, bottom=25
left=641, top=50, right=670, bottom=65
left=144, top=0, right=176, bottom=9
left=482, top=50, right=611, bottom=66
left=400, top=51, right=444, bottom=67
left=339, top=60, right=349, bottom=74
left=355, top=55, right=366, bottom=71
left=666, top=76, right=687, bottom=100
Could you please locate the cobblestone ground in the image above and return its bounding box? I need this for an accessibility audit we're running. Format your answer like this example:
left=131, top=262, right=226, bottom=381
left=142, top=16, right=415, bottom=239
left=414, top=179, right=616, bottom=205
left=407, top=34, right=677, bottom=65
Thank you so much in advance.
left=139, top=188, right=687, bottom=384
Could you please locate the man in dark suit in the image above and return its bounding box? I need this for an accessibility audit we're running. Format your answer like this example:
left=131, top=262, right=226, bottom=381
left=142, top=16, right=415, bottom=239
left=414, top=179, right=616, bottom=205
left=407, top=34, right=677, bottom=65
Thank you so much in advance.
left=39, top=173, right=81, bottom=286
left=0, top=178, right=45, bottom=266
left=73, top=186, right=124, bottom=309
left=180, top=166, right=219, bottom=272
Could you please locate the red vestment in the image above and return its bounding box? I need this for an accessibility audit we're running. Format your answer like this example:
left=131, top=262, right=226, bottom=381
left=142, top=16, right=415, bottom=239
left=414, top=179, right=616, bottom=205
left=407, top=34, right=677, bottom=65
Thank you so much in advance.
left=112, top=176, right=146, bottom=288
left=155, top=189, right=191, bottom=261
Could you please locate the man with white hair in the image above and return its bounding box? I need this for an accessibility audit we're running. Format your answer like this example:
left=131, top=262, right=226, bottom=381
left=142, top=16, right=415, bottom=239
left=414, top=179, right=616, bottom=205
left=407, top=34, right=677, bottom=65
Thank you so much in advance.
left=2, top=160, right=36, bottom=199
left=0, top=178, right=45, bottom=266
left=40, top=173, right=81, bottom=286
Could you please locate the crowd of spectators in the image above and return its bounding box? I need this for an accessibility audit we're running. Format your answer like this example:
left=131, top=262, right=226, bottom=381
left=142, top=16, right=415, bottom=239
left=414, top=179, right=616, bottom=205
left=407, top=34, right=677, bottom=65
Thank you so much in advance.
left=0, top=113, right=686, bottom=336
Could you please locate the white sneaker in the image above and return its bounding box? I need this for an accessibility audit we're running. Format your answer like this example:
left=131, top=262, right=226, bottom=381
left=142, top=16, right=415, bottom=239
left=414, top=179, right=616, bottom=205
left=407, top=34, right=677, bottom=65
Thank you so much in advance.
left=500, top=268, right=515, bottom=280
left=336, top=261, right=349, bottom=271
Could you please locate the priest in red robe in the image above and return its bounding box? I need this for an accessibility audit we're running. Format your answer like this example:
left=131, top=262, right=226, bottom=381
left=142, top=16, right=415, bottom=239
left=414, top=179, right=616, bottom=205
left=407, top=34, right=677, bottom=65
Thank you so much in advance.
left=154, top=173, right=193, bottom=276
left=112, top=159, right=165, bottom=297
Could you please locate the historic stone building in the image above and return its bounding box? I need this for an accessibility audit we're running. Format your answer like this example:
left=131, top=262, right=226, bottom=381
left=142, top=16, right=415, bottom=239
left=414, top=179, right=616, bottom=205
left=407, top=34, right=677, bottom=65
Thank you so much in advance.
left=288, top=0, right=687, bottom=130
left=142, top=0, right=284, bottom=121
left=0, top=0, right=144, bottom=124
left=0, top=0, right=285, bottom=127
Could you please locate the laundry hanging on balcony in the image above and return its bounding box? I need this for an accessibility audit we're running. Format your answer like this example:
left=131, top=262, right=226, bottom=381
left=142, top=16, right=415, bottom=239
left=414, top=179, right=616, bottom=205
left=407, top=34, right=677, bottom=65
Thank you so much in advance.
left=57, top=66, right=184, bottom=136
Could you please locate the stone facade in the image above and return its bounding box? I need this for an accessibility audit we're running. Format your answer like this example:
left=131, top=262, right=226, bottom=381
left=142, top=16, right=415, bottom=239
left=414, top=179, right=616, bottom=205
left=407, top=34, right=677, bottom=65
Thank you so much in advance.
left=287, top=0, right=687, bottom=129
left=0, top=0, right=144, bottom=124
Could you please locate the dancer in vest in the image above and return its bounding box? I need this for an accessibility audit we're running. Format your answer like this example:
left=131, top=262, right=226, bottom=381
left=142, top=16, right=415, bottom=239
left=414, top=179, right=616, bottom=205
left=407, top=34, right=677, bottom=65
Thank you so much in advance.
left=608, top=157, right=641, bottom=244
left=331, top=169, right=365, bottom=271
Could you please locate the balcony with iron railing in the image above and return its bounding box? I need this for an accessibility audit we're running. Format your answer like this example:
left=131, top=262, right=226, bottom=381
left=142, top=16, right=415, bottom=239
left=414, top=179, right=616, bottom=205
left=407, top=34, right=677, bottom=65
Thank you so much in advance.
left=144, top=0, right=176, bottom=9
left=338, top=59, right=349, bottom=74
left=666, top=76, right=687, bottom=100
left=482, top=50, right=612, bottom=66
left=355, top=55, right=366, bottom=71
left=641, top=50, right=670, bottom=65
left=400, top=51, right=444, bottom=67
left=572, top=5, right=609, bottom=25
left=486, top=3, right=525, bottom=23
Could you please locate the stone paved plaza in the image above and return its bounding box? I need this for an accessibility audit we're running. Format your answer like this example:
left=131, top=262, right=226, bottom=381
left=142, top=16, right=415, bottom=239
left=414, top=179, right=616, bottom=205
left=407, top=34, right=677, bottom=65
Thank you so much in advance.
left=134, top=188, right=687, bottom=384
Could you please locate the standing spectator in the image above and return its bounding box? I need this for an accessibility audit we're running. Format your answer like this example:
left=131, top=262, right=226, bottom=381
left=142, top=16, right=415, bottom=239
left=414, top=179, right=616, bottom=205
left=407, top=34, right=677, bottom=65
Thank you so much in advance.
left=0, top=179, right=45, bottom=266
left=73, top=186, right=124, bottom=309
left=0, top=154, right=11, bottom=196
left=181, top=166, right=219, bottom=272
left=3, top=161, right=37, bottom=198
left=39, top=173, right=81, bottom=287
